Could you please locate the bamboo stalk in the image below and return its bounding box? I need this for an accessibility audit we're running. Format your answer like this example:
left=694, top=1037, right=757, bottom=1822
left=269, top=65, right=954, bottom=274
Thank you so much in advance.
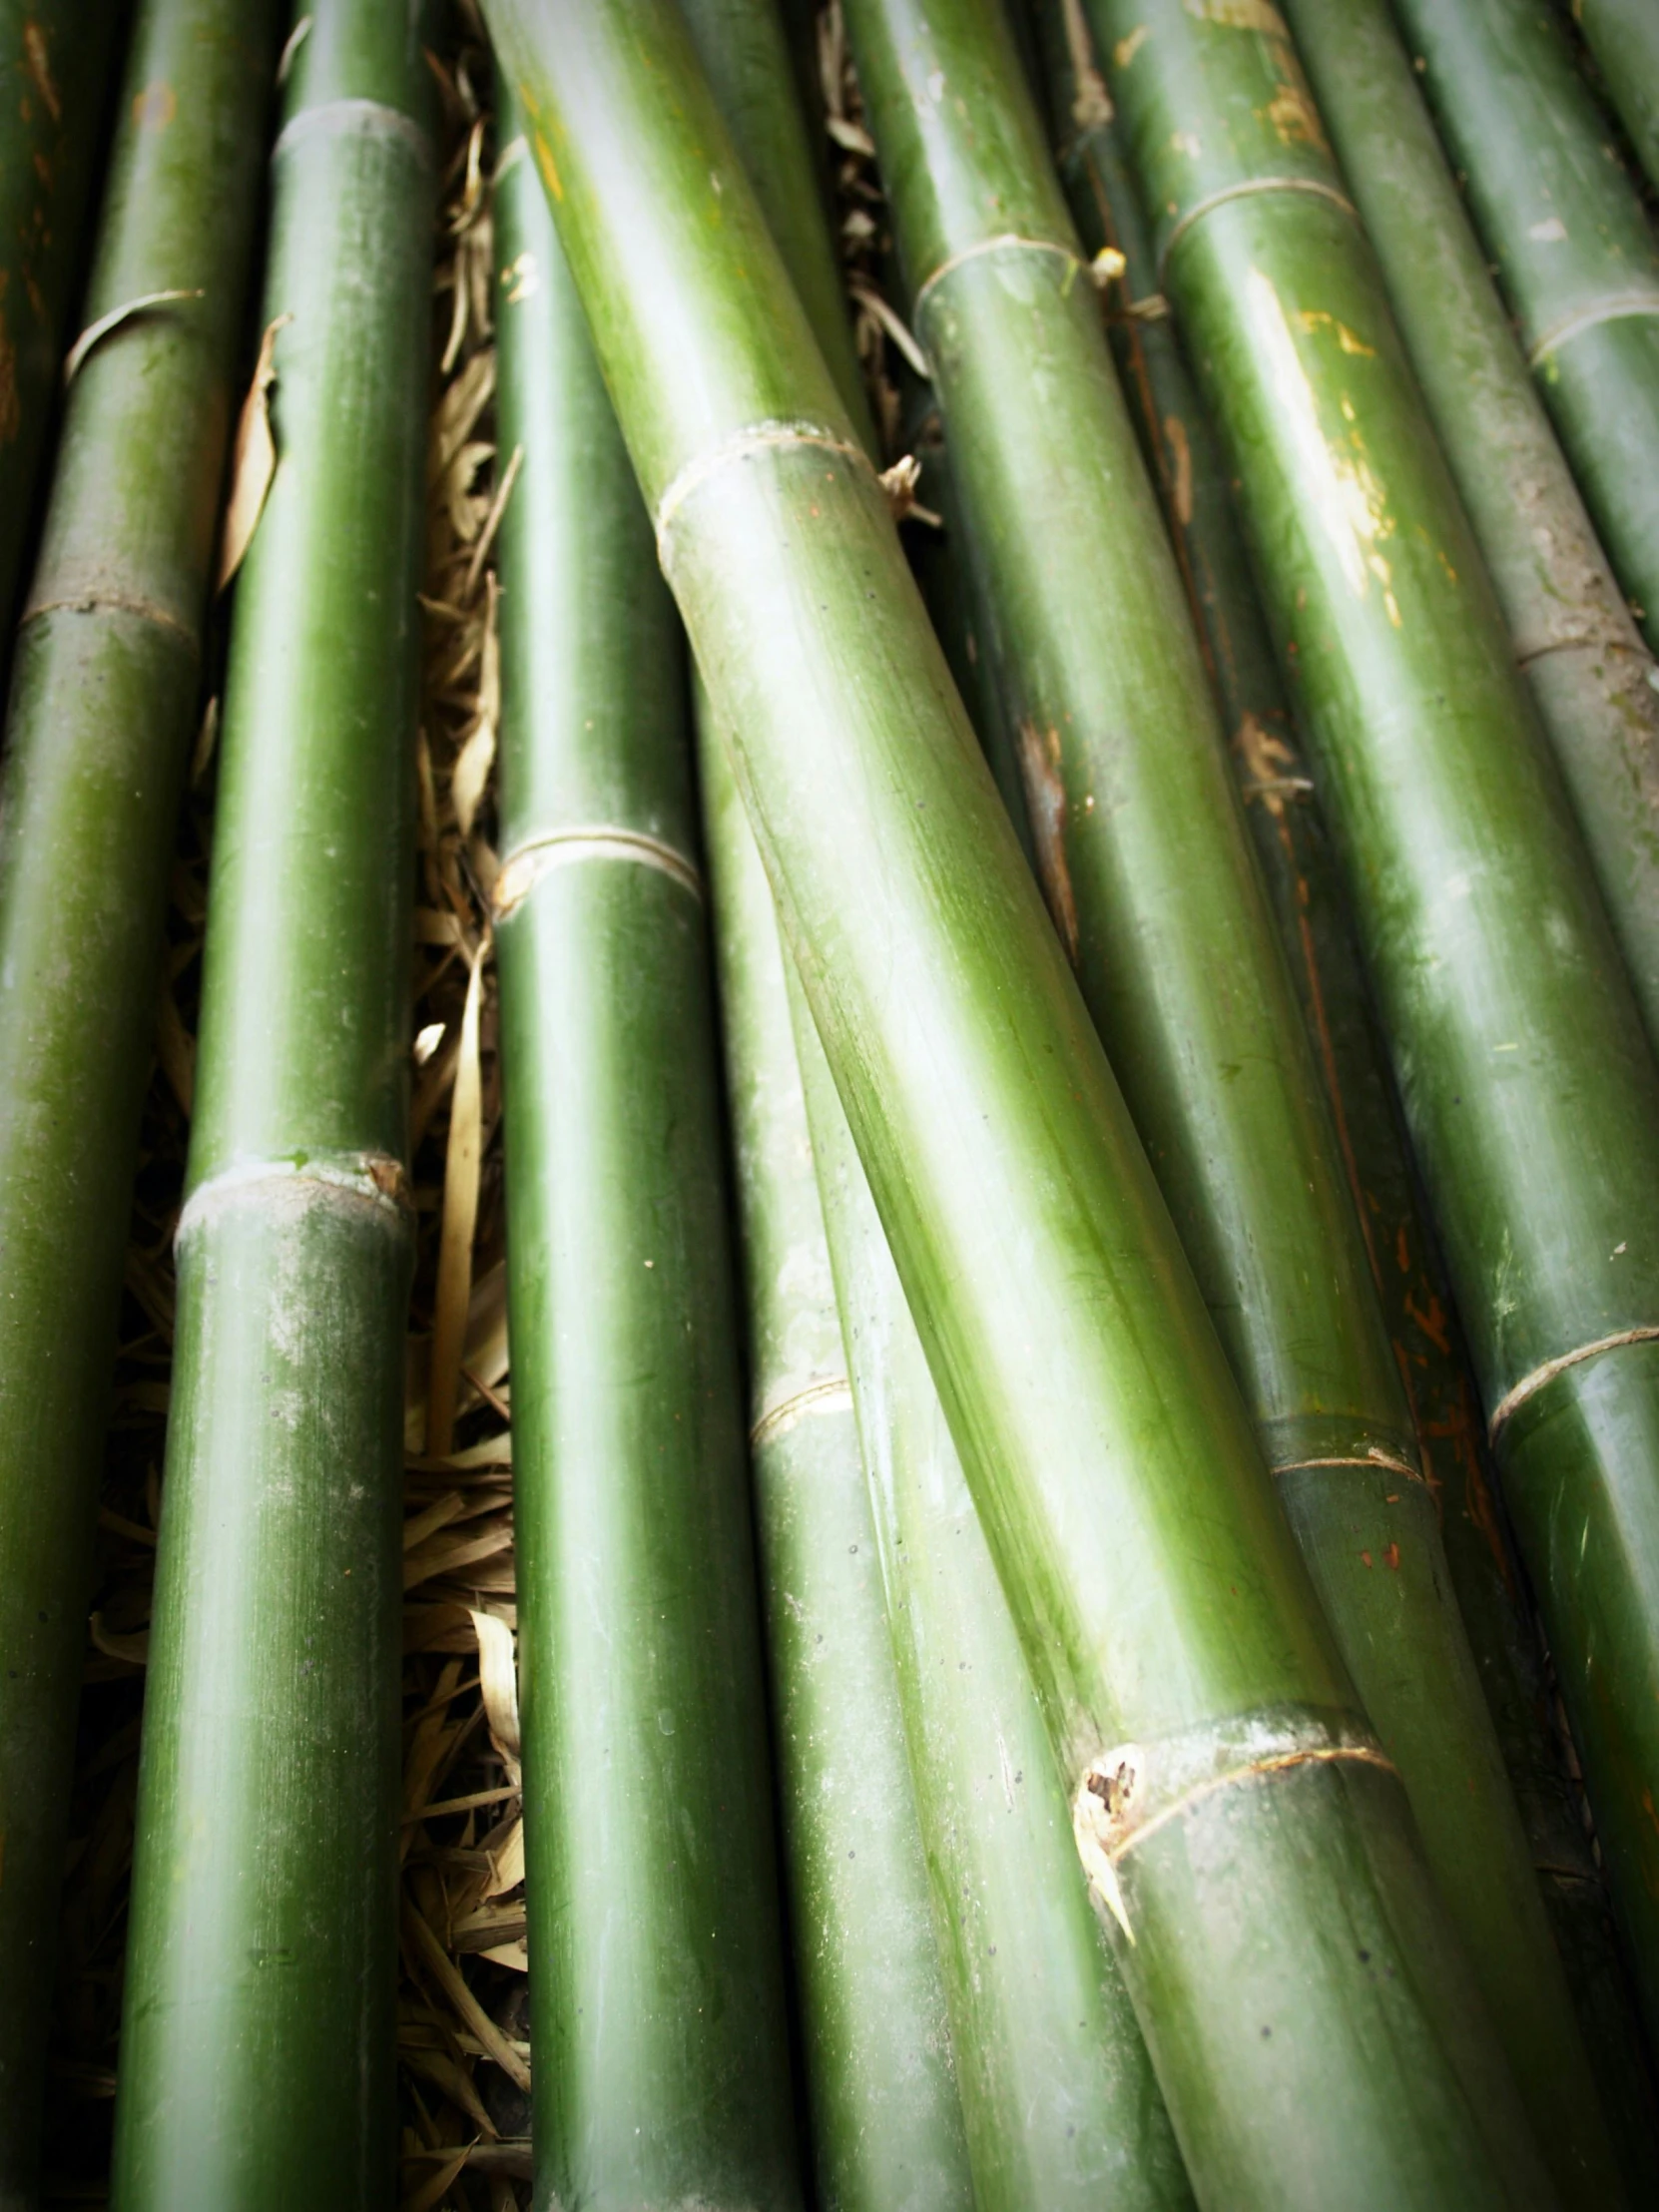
left=1575, top=0, right=1659, bottom=193
left=674, top=11, right=973, bottom=2200
left=1035, top=2, right=1659, bottom=2185
left=702, top=731, right=974, bottom=2210
left=1391, top=0, right=1659, bottom=656
left=847, top=4, right=1612, bottom=2196
left=1091, top=0, right=1659, bottom=2058
left=491, top=89, right=803, bottom=2210
left=0, top=3, right=279, bottom=2194
left=792, top=966, right=1192, bottom=2210
left=484, top=3, right=1558, bottom=2201
left=110, top=8, right=435, bottom=2202
left=1287, top=0, right=1659, bottom=1047
left=0, top=1, right=125, bottom=639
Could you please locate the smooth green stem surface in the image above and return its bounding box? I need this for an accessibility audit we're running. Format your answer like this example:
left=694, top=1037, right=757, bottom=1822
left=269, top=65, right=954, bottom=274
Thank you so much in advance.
left=0, top=1, right=125, bottom=641
left=1292, top=0, right=1659, bottom=1055
left=111, top=9, right=434, bottom=2203
left=0, top=3, right=278, bottom=2195
left=1035, top=0, right=1659, bottom=2184
left=1094, top=0, right=1659, bottom=2060
left=1390, top=0, right=1659, bottom=656
left=848, top=2, right=1604, bottom=2195
left=798, top=979, right=1192, bottom=2212
left=1575, top=0, right=1659, bottom=193
left=493, top=100, right=803, bottom=2212
left=486, top=4, right=1557, bottom=2203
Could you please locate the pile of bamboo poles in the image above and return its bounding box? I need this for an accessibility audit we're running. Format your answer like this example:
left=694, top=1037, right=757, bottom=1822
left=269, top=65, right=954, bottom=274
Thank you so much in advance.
left=3, top=0, right=1659, bottom=2206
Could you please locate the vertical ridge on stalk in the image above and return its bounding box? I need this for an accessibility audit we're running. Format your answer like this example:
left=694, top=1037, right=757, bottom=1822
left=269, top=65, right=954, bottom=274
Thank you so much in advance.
left=491, top=83, right=804, bottom=2212
left=0, top=4, right=280, bottom=2194
left=111, top=6, right=436, bottom=2202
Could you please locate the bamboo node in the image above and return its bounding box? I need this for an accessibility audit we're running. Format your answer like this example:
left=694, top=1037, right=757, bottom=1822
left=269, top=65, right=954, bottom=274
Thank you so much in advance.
left=492, top=828, right=705, bottom=918
left=1157, top=177, right=1358, bottom=281
left=1488, top=1325, right=1659, bottom=1436
left=652, top=419, right=871, bottom=549
left=63, top=289, right=205, bottom=387
left=273, top=95, right=435, bottom=173
left=1525, top=290, right=1659, bottom=368
left=176, top=1151, right=414, bottom=1250
left=912, top=235, right=1083, bottom=331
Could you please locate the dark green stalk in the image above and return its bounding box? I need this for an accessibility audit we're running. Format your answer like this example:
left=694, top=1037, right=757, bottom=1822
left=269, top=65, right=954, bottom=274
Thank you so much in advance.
left=1092, top=0, right=1659, bottom=2056
left=847, top=4, right=1610, bottom=2194
left=1290, top=0, right=1659, bottom=1046
left=1390, top=0, right=1659, bottom=656
left=1575, top=0, right=1659, bottom=193
left=0, top=2, right=125, bottom=639
left=492, top=93, right=803, bottom=2211
left=0, top=3, right=278, bottom=2194
left=702, top=731, right=973, bottom=2212
left=110, top=9, right=434, bottom=2202
left=486, top=3, right=1559, bottom=2201
left=795, top=979, right=1192, bottom=2212
left=673, top=13, right=971, bottom=2201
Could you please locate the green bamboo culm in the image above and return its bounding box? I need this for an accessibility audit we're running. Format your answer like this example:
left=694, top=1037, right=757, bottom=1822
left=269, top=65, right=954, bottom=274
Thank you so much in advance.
left=109, top=8, right=434, bottom=2203
left=0, top=1, right=125, bottom=640
left=1033, top=0, right=1659, bottom=2185
left=0, top=2, right=278, bottom=2195
left=1574, top=0, right=1659, bottom=193
left=484, top=4, right=1559, bottom=2203
left=794, top=982, right=1192, bottom=2212
left=1389, top=0, right=1659, bottom=657
left=1293, top=0, right=1659, bottom=1045
left=492, top=92, right=803, bottom=2212
left=672, top=10, right=975, bottom=2202
left=845, top=4, right=1615, bottom=2196
left=1091, top=0, right=1659, bottom=2053
left=701, top=738, right=974, bottom=2212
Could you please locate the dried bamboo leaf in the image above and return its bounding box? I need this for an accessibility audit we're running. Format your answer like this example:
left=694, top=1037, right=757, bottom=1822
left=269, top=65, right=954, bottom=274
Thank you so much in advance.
left=403, top=1905, right=531, bottom=2091
left=216, top=312, right=292, bottom=590
left=425, top=947, right=485, bottom=1455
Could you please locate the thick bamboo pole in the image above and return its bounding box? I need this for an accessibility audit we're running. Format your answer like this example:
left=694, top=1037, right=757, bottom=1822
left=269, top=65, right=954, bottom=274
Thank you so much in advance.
left=485, top=3, right=1556, bottom=2202
left=845, top=4, right=1612, bottom=2195
left=0, top=3, right=278, bottom=2194
left=110, top=9, right=435, bottom=2203
left=701, top=734, right=974, bottom=2211
left=1031, top=1, right=1659, bottom=2183
left=0, top=1, right=124, bottom=638
left=492, top=93, right=803, bottom=2212
left=1575, top=0, right=1659, bottom=193
left=1092, top=0, right=1659, bottom=2054
left=1389, top=0, right=1659, bottom=657
left=672, top=13, right=973, bottom=2201
left=793, top=974, right=1192, bottom=2211
left=1285, top=0, right=1659, bottom=1046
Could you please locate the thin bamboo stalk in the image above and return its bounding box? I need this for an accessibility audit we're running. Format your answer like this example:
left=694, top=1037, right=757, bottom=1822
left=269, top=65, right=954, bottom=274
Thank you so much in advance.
left=491, top=90, right=804, bottom=2210
left=1390, top=0, right=1659, bottom=656
left=1287, top=0, right=1659, bottom=1047
left=0, top=4, right=279, bottom=2194
left=674, top=11, right=973, bottom=2200
left=846, top=4, right=1612, bottom=2196
left=1575, top=0, right=1659, bottom=193
left=0, top=1, right=124, bottom=638
left=1091, top=0, right=1659, bottom=2056
left=792, top=966, right=1192, bottom=2211
left=110, top=8, right=435, bottom=2202
left=1033, top=2, right=1659, bottom=2184
left=702, top=731, right=974, bottom=2211
left=485, top=3, right=1559, bottom=2201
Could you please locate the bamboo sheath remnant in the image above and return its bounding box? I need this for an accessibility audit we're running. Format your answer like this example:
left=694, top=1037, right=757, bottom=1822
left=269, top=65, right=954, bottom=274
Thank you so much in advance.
left=0, top=2, right=125, bottom=645
left=492, top=95, right=804, bottom=2212
left=0, top=2, right=278, bottom=2195
left=110, top=7, right=436, bottom=2204
left=1091, top=0, right=1659, bottom=2058
left=845, top=1, right=1616, bottom=2197
left=1033, top=1, right=1659, bottom=2187
left=1574, top=0, right=1659, bottom=194
left=485, top=3, right=1557, bottom=2203
left=1288, top=0, right=1659, bottom=1056
left=1391, top=0, right=1659, bottom=659
left=675, top=8, right=976, bottom=2202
